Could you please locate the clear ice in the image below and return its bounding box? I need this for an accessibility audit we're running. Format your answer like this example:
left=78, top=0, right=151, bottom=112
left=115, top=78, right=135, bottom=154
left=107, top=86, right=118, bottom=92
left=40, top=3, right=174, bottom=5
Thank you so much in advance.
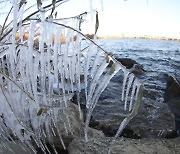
left=0, top=0, right=143, bottom=153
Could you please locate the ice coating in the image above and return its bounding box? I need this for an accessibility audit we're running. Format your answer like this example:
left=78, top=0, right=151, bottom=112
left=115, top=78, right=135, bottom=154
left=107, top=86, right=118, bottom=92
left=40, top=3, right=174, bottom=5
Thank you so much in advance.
left=122, top=70, right=130, bottom=102
left=124, top=73, right=134, bottom=111
left=129, top=78, right=138, bottom=111
left=0, top=1, right=143, bottom=153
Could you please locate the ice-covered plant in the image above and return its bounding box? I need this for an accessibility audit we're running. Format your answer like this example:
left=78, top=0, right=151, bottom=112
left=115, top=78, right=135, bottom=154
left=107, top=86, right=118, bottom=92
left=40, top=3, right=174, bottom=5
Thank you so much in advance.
left=0, top=0, right=143, bottom=153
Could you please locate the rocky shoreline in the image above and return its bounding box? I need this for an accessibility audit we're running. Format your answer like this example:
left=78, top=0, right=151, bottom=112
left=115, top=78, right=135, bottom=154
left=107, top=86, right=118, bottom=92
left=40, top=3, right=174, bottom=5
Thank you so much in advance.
left=1, top=58, right=180, bottom=154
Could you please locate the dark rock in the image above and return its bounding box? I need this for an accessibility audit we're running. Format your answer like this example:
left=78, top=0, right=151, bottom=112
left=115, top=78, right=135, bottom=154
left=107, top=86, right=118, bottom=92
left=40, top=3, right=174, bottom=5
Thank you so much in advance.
left=130, top=98, right=175, bottom=138
left=115, top=58, right=146, bottom=74
left=37, top=144, right=68, bottom=154
left=99, top=124, right=141, bottom=139
left=43, top=102, right=104, bottom=151
left=164, top=75, right=180, bottom=136
left=115, top=58, right=141, bottom=69
left=90, top=98, right=175, bottom=139
left=164, top=130, right=178, bottom=139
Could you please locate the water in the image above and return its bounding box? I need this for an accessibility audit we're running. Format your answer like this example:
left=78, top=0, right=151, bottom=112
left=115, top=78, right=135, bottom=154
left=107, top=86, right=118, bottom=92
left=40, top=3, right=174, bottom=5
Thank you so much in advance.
left=97, top=38, right=180, bottom=103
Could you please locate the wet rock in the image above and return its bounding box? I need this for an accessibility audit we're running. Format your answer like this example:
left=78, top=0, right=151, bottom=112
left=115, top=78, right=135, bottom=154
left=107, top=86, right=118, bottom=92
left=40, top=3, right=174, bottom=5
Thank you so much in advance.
left=115, top=58, right=146, bottom=74
left=129, top=98, right=175, bottom=138
left=68, top=137, right=180, bottom=154
left=0, top=141, right=32, bottom=154
left=90, top=98, right=175, bottom=139
left=99, top=124, right=141, bottom=139
left=47, top=102, right=104, bottom=149
left=164, top=75, right=180, bottom=135
left=115, top=58, right=140, bottom=69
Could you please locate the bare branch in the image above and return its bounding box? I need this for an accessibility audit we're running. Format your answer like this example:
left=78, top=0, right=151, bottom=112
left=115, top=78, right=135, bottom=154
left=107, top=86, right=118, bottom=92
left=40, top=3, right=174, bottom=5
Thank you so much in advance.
left=0, top=7, right=13, bottom=40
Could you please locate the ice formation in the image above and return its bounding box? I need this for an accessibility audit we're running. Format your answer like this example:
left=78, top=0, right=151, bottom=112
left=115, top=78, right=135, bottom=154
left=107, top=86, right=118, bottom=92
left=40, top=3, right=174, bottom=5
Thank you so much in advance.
left=0, top=0, right=143, bottom=153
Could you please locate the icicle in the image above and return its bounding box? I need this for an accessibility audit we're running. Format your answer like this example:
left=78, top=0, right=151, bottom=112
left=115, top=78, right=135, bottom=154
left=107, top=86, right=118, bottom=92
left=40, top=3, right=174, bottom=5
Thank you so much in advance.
left=27, top=21, right=37, bottom=98
left=46, top=24, right=54, bottom=100
left=59, top=57, right=67, bottom=105
left=63, top=29, right=71, bottom=80
left=129, top=79, right=138, bottom=111
left=19, top=25, right=24, bottom=43
left=34, top=137, right=46, bottom=153
left=135, top=83, right=141, bottom=100
left=11, top=0, right=18, bottom=67
left=84, top=108, right=92, bottom=142
left=71, top=55, right=76, bottom=83
left=124, top=73, right=134, bottom=111
left=68, top=56, right=74, bottom=92
left=91, top=62, right=120, bottom=110
left=18, top=2, right=26, bottom=43
left=53, top=29, right=61, bottom=85
left=84, top=44, right=93, bottom=100
left=0, top=1, right=144, bottom=152
left=63, top=108, right=72, bottom=135
left=49, top=118, right=56, bottom=136
left=27, top=143, right=37, bottom=154
left=76, top=92, right=83, bottom=120
left=75, top=53, right=81, bottom=92
left=44, top=117, right=53, bottom=141
left=40, top=115, right=47, bottom=138
left=87, top=56, right=109, bottom=108
left=90, top=48, right=103, bottom=79
left=52, top=144, right=59, bottom=154
left=108, top=117, right=131, bottom=154
left=51, top=114, right=66, bottom=150
left=85, top=59, right=120, bottom=142
left=122, top=70, right=130, bottom=101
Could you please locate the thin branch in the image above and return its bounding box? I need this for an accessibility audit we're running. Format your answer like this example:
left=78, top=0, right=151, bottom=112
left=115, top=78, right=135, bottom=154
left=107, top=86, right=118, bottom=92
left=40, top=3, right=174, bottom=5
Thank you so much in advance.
left=0, top=84, right=34, bottom=133
left=0, top=0, right=68, bottom=42
left=54, top=11, right=88, bottom=21
left=52, top=21, right=109, bottom=54
left=0, top=7, right=13, bottom=40
left=0, top=71, right=35, bottom=101
left=52, top=21, right=132, bottom=75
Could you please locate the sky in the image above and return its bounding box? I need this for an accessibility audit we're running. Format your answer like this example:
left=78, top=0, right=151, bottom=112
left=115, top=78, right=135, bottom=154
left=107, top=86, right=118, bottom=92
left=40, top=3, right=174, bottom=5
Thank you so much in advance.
left=0, top=0, right=180, bottom=38
left=56, top=0, right=180, bottom=38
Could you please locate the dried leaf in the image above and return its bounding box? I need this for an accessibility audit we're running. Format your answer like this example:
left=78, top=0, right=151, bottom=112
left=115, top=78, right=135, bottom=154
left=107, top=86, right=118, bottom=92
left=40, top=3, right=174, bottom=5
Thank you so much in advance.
left=109, top=63, right=115, bottom=75
left=37, top=0, right=42, bottom=10
left=79, top=16, right=83, bottom=31
left=106, top=55, right=110, bottom=63
left=95, top=11, right=99, bottom=34
left=54, top=12, right=57, bottom=18
left=37, top=107, right=48, bottom=116
left=50, top=0, right=56, bottom=17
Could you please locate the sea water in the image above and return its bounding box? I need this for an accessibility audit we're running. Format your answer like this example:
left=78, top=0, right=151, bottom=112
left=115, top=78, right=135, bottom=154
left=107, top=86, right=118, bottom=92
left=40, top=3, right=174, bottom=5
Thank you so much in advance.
left=97, top=38, right=180, bottom=102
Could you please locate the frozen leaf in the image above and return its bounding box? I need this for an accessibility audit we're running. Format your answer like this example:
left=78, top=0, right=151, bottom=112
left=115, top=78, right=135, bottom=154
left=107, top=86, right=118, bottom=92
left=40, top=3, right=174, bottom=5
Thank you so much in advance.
left=37, top=0, right=42, bottom=11
left=95, top=11, right=99, bottom=34
left=109, top=63, right=115, bottom=75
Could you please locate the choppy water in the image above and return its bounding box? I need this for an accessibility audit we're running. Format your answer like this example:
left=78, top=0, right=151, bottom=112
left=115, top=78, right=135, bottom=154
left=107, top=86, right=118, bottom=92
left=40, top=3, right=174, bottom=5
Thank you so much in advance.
left=97, top=38, right=180, bottom=103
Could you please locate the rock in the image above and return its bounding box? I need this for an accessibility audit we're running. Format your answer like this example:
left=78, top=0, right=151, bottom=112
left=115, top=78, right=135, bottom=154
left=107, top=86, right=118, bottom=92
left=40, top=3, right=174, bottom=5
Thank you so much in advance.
left=164, top=75, right=180, bottom=135
left=115, top=58, right=146, bottom=74
left=129, top=98, right=175, bottom=138
left=115, top=58, right=140, bottom=69
left=90, top=98, right=175, bottom=138
left=68, top=137, right=180, bottom=154
left=46, top=102, right=104, bottom=149
left=0, top=141, right=32, bottom=154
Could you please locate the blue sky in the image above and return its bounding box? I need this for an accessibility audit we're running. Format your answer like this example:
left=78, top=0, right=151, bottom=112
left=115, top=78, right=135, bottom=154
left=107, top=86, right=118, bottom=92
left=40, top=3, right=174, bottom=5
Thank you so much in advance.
left=1, top=0, right=180, bottom=38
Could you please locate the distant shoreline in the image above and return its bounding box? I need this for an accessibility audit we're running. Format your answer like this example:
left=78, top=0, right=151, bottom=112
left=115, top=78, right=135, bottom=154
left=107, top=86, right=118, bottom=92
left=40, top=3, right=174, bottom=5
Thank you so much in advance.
left=97, top=35, right=180, bottom=42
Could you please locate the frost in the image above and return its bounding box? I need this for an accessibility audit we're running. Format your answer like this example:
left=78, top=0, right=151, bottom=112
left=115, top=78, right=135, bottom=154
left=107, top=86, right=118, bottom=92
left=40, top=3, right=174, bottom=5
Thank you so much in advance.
left=0, top=0, right=143, bottom=153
